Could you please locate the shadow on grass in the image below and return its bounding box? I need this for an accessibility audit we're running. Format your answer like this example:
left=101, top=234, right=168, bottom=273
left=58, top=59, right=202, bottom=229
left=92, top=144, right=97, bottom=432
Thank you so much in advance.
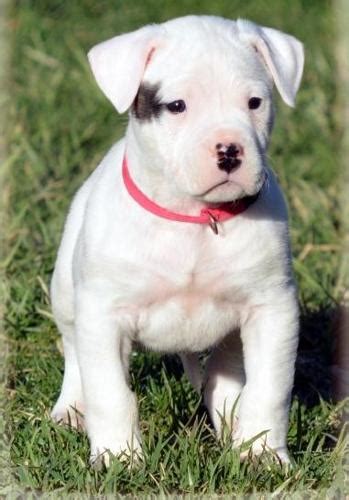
left=294, top=307, right=336, bottom=406
left=295, top=305, right=349, bottom=406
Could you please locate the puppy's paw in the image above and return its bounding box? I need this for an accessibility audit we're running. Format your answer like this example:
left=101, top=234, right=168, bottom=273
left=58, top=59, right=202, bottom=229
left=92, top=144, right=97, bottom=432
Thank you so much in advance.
left=90, top=435, right=143, bottom=469
left=233, top=421, right=290, bottom=465
left=51, top=402, right=85, bottom=430
left=239, top=441, right=290, bottom=466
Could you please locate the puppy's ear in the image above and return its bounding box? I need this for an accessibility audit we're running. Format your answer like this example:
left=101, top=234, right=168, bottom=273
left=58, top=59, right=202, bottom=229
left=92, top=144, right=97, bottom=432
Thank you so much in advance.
left=237, top=19, right=304, bottom=107
left=88, top=25, right=164, bottom=113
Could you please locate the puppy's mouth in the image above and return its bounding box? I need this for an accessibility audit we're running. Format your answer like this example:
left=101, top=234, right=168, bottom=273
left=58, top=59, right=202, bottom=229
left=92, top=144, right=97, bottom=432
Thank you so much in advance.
left=195, top=173, right=266, bottom=203
left=199, top=180, right=230, bottom=195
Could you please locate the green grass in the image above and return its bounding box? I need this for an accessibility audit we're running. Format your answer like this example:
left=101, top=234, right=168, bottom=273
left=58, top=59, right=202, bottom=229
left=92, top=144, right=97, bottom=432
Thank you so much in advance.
left=2, top=0, right=348, bottom=495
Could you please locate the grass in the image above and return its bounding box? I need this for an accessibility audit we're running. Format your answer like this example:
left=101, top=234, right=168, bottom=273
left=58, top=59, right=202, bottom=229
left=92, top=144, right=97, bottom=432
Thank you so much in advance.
left=2, top=0, right=348, bottom=495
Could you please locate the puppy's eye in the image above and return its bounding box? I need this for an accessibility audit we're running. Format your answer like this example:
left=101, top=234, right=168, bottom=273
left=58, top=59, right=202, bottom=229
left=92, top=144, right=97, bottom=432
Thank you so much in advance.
left=166, top=100, right=186, bottom=114
left=248, top=97, right=262, bottom=110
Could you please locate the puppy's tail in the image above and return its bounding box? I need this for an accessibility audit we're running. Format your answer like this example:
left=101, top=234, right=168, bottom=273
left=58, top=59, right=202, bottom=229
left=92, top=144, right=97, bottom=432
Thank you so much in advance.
left=180, top=353, right=203, bottom=393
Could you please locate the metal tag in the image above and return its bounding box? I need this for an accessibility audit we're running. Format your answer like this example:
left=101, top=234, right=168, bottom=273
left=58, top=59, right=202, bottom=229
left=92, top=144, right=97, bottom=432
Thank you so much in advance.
left=208, top=214, right=219, bottom=235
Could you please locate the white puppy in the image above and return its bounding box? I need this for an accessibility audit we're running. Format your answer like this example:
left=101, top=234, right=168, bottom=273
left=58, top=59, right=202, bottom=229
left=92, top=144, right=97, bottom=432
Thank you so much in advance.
left=50, top=15, right=304, bottom=466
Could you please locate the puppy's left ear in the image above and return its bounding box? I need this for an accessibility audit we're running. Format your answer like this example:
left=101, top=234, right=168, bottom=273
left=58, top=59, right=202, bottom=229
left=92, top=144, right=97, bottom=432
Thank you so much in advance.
left=237, top=19, right=304, bottom=107
left=88, top=24, right=164, bottom=113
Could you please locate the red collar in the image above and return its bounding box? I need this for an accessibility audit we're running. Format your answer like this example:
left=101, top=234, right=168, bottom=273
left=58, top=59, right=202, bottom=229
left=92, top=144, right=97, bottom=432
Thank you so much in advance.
left=122, top=156, right=258, bottom=234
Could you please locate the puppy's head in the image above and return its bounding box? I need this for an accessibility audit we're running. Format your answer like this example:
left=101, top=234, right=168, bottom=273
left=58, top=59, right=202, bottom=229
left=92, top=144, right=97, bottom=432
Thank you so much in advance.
left=88, top=16, right=304, bottom=203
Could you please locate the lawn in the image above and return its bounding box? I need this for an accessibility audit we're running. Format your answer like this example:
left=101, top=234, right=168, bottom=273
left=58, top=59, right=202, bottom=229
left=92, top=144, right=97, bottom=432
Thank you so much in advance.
left=2, top=0, right=348, bottom=495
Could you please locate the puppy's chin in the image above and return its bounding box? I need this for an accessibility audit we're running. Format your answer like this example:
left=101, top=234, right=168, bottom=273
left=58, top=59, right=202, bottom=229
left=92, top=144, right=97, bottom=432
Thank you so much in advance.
left=196, top=179, right=263, bottom=204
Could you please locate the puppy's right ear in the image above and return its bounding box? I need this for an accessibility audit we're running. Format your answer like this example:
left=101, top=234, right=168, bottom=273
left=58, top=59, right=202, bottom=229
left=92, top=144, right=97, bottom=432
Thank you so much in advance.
left=88, top=25, right=164, bottom=114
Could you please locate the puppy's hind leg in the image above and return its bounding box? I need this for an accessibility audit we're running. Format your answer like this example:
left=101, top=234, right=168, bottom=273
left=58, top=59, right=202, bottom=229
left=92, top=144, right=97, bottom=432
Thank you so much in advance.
left=50, top=271, right=84, bottom=430
left=180, top=353, right=203, bottom=393
left=203, top=331, right=245, bottom=437
left=51, top=319, right=85, bottom=430
left=50, top=177, right=94, bottom=430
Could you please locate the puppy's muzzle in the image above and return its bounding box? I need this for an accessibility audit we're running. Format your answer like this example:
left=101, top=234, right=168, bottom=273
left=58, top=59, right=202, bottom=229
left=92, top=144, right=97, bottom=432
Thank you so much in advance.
left=216, top=142, right=243, bottom=174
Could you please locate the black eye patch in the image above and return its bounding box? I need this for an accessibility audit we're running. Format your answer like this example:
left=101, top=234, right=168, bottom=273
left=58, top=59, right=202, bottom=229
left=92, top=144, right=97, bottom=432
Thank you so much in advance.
left=132, top=83, right=163, bottom=121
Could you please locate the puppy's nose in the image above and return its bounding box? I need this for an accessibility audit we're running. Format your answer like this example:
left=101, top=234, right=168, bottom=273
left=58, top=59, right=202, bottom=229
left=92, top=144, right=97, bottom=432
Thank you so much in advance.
left=216, top=142, right=243, bottom=174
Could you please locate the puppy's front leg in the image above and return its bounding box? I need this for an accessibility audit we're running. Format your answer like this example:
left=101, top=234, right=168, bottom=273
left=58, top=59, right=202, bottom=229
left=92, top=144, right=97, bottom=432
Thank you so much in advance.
left=75, top=283, right=141, bottom=466
left=236, top=289, right=299, bottom=462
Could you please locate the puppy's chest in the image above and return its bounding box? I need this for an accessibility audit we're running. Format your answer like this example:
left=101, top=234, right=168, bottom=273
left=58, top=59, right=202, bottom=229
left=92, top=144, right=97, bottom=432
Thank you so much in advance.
left=124, top=256, right=247, bottom=352
left=105, top=222, right=270, bottom=351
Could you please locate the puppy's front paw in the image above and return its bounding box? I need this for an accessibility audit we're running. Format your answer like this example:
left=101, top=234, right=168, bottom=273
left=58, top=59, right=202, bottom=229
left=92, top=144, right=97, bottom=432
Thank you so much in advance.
left=233, top=420, right=290, bottom=465
left=90, top=434, right=143, bottom=469
left=239, top=441, right=290, bottom=465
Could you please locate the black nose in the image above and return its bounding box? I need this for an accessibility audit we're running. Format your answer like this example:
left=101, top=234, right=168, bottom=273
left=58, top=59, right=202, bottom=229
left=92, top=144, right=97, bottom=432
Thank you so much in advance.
left=216, top=142, right=243, bottom=174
